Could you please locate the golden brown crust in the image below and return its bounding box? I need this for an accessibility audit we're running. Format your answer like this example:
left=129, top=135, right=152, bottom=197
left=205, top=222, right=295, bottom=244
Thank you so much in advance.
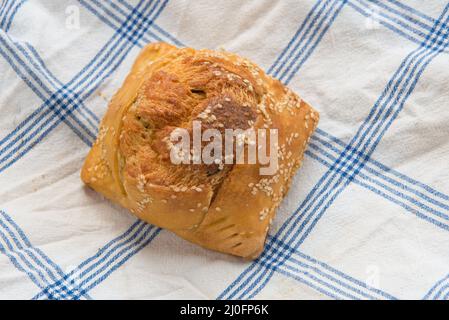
left=81, top=42, right=319, bottom=259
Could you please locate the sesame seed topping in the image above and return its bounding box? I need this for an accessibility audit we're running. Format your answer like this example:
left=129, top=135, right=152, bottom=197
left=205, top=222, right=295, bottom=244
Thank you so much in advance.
left=259, top=208, right=269, bottom=221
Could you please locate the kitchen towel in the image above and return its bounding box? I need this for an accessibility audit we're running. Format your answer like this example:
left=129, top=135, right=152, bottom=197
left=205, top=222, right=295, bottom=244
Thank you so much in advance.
left=1, top=0, right=449, bottom=299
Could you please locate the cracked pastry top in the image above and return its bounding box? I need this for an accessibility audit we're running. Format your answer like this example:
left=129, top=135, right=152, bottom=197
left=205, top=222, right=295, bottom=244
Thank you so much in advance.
left=81, top=42, right=319, bottom=259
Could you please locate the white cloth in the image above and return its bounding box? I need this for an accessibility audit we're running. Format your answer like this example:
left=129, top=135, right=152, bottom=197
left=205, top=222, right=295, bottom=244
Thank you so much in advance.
left=1, top=0, right=449, bottom=300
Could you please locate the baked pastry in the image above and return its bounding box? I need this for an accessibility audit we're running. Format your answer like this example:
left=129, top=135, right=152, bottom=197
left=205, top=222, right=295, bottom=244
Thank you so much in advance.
left=81, top=42, right=319, bottom=259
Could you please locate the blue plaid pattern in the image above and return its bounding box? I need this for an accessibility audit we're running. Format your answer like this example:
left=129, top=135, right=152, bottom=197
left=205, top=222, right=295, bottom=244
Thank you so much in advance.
left=347, top=0, right=446, bottom=47
left=1, top=0, right=448, bottom=299
left=220, top=1, right=449, bottom=300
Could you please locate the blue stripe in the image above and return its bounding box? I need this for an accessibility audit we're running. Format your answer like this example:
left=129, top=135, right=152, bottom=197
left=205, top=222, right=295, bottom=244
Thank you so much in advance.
left=305, top=147, right=449, bottom=231
left=17, top=43, right=99, bottom=134
left=248, top=7, right=449, bottom=298
left=310, top=134, right=449, bottom=216
left=224, top=1, right=352, bottom=300
left=220, top=1, right=347, bottom=299
left=1, top=211, right=68, bottom=279
left=315, top=128, right=449, bottom=202
left=441, top=288, right=449, bottom=300
left=282, top=0, right=348, bottom=84
left=28, top=2, right=166, bottom=302
left=2, top=0, right=160, bottom=157
left=276, top=269, right=341, bottom=299
left=279, top=266, right=359, bottom=299
left=433, top=284, right=449, bottom=300
left=355, top=0, right=426, bottom=39
left=262, top=18, right=449, bottom=294
left=80, top=0, right=169, bottom=99
left=33, top=221, right=162, bottom=300
left=0, top=43, right=96, bottom=148
left=0, top=44, right=95, bottom=152
left=32, top=219, right=144, bottom=300
left=0, top=213, right=71, bottom=298
left=74, top=0, right=162, bottom=94
left=367, top=0, right=432, bottom=31
left=91, top=1, right=444, bottom=298
left=273, top=0, right=332, bottom=79
left=268, top=237, right=396, bottom=299
left=0, top=35, right=55, bottom=98
left=117, top=0, right=136, bottom=10
left=220, top=234, right=396, bottom=300
left=305, top=147, right=445, bottom=228
left=19, top=43, right=62, bottom=89
left=442, top=288, right=449, bottom=300
left=287, top=3, right=449, bottom=247
left=256, top=237, right=384, bottom=299
left=0, top=211, right=91, bottom=299
left=63, top=223, right=155, bottom=298
left=2, top=0, right=444, bottom=302
left=346, top=1, right=422, bottom=45
left=386, top=0, right=436, bottom=23
left=311, top=131, right=449, bottom=214
left=0, top=0, right=14, bottom=28
left=0, top=34, right=98, bottom=143
left=75, top=226, right=161, bottom=298
left=80, top=0, right=178, bottom=46
left=424, top=273, right=449, bottom=300
left=268, top=0, right=324, bottom=75
left=4, top=0, right=26, bottom=32
left=22, top=43, right=99, bottom=130
left=151, top=23, right=185, bottom=47
left=221, top=3, right=449, bottom=299
left=0, top=236, right=46, bottom=293
left=63, top=0, right=424, bottom=300
left=0, top=218, right=52, bottom=290
left=70, top=222, right=149, bottom=286
left=0, top=0, right=167, bottom=298
left=78, top=0, right=153, bottom=46
left=272, top=0, right=449, bottom=85
left=0, top=0, right=167, bottom=173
